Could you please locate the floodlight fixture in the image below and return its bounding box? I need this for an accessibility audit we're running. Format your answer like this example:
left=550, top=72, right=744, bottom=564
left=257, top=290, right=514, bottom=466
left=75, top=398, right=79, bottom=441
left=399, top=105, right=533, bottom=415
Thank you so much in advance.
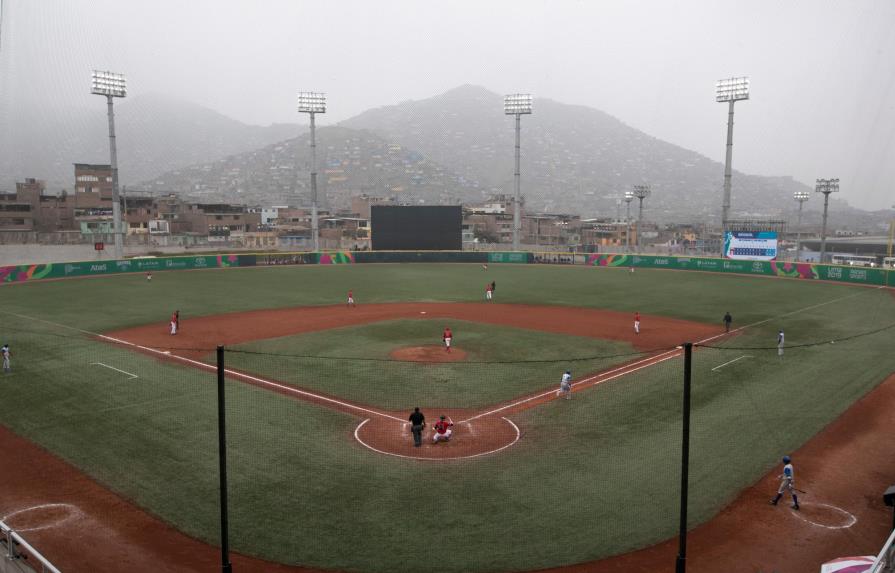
left=715, top=76, right=750, bottom=102
left=624, top=190, right=634, bottom=202
left=504, top=94, right=532, bottom=115
left=505, top=93, right=533, bottom=250
left=91, top=70, right=127, bottom=98
left=297, top=92, right=326, bottom=114
left=632, top=185, right=651, bottom=252
left=815, top=178, right=840, bottom=263
left=793, top=191, right=811, bottom=262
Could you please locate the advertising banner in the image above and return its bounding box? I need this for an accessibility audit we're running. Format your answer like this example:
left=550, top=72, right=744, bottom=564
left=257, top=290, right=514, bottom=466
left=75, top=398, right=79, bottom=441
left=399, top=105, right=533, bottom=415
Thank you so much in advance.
left=724, top=231, right=778, bottom=261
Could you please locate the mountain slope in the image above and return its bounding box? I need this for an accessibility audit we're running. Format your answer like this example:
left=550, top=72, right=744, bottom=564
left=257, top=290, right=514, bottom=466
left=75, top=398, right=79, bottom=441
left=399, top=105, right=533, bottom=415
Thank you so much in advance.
left=0, top=93, right=299, bottom=192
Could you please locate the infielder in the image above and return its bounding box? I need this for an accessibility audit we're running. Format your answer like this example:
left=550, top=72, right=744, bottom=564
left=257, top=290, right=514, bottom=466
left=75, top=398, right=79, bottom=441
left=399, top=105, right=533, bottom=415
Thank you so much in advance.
left=347, top=290, right=356, bottom=307
left=2, top=343, right=9, bottom=373
left=443, top=326, right=453, bottom=353
left=432, top=415, right=454, bottom=443
left=485, top=283, right=493, bottom=301
left=770, top=455, right=799, bottom=510
left=557, top=370, right=572, bottom=399
left=777, top=330, right=785, bottom=356
left=170, top=311, right=178, bottom=335
left=634, top=312, right=641, bottom=335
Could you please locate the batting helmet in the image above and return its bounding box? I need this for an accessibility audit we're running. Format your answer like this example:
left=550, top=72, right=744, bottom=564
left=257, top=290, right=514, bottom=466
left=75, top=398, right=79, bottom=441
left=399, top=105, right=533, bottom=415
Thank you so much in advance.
left=782, top=455, right=791, bottom=464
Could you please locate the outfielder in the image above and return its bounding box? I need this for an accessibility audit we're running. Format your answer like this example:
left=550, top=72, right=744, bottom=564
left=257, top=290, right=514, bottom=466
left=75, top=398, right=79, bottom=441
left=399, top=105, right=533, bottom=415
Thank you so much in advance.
left=770, top=455, right=799, bottom=510
left=347, top=290, right=356, bottom=307
left=557, top=370, right=572, bottom=399
left=634, top=312, right=641, bottom=335
left=443, top=326, right=453, bottom=353
left=485, top=283, right=493, bottom=301
left=433, top=415, right=454, bottom=443
left=2, top=343, right=9, bottom=373
left=777, top=330, right=785, bottom=356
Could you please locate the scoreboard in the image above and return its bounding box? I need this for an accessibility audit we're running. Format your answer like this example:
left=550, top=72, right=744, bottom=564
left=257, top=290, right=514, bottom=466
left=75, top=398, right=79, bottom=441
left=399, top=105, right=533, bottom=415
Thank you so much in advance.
left=371, top=206, right=462, bottom=251
left=724, top=231, right=778, bottom=261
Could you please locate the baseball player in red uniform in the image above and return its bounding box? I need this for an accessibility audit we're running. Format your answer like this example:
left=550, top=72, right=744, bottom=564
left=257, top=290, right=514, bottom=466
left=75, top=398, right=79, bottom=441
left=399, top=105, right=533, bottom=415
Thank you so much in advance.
left=433, top=415, right=454, bottom=443
left=443, top=327, right=452, bottom=353
left=485, top=282, right=493, bottom=301
left=170, top=311, right=178, bottom=335
left=634, top=312, right=641, bottom=334
left=347, top=290, right=355, bottom=307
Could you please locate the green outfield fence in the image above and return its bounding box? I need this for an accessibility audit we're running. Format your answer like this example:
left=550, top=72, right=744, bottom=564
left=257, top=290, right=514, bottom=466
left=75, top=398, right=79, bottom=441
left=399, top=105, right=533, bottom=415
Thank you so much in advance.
left=4, top=296, right=895, bottom=572
left=1, top=250, right=893, bottom=287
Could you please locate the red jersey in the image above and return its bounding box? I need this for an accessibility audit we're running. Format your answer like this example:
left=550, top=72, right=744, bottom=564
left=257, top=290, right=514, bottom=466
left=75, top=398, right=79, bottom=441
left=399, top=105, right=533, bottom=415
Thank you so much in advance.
left=443, top=328, right=452, bottom=340
left=634, top=313, right=641, bottom=322
left=348, top=290, right=353, bottom=298
left=434, top=419, right=452, bottom=434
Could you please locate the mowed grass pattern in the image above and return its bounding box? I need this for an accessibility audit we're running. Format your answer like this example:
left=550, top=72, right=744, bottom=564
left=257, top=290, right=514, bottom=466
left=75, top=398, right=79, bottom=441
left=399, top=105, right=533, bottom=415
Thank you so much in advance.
left=1, top=264, right=894, bottom=572
left=223, top=319, right=637, bottom=409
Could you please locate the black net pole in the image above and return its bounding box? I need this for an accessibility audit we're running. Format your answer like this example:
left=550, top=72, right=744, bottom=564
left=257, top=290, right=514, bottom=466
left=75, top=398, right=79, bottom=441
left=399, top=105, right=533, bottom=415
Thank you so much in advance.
left=217, top=345, right=233, bottom=573
left=675, top=342, right=693, bottom=573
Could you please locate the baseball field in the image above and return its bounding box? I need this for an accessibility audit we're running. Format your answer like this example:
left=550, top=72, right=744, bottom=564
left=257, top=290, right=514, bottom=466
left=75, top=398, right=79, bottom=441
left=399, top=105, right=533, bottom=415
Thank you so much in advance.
left=1, top=262, right=894, bottom=572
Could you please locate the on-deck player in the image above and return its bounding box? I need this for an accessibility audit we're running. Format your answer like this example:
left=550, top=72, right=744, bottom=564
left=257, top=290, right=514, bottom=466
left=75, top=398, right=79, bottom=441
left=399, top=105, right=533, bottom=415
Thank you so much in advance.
left=634, top=312, right=641, bottom=334
left=347, top=290, right=356, bottom=307
left=770, top=455, right=799, bottom=510
left=443, top=326, right=453, bottom=353
left=432, top=415, right=453, bottom=443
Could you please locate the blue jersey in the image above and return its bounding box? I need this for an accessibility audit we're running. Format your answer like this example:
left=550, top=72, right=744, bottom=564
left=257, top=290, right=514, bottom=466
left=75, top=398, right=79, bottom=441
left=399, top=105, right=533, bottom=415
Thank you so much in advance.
left=782, top=462, right=794, bottom=481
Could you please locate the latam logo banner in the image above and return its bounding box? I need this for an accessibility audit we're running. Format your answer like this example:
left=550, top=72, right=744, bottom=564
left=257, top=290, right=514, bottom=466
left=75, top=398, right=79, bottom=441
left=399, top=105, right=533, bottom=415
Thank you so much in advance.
left=724, top=231, right=778, bottom=261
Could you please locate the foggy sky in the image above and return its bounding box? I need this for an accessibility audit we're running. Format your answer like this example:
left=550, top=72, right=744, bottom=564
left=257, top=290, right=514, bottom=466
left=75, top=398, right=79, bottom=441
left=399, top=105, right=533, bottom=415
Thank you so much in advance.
left=1, top=0, right=893, bottom=210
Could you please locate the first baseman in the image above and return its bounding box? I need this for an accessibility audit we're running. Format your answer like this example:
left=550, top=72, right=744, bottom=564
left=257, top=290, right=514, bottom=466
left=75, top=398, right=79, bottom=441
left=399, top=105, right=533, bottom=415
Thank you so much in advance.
left=770, top=455, right=799, bottom=510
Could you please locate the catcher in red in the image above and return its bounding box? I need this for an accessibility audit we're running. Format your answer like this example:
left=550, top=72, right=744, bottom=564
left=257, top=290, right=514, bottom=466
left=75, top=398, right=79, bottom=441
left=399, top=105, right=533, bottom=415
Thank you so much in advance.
left=432, top=415, right=454, bottom=443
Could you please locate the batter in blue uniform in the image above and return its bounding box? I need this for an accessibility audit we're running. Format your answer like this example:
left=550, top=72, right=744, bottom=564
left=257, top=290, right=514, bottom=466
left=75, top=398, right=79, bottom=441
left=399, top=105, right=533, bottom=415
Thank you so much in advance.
left=770, top=455, right=799, bottom=510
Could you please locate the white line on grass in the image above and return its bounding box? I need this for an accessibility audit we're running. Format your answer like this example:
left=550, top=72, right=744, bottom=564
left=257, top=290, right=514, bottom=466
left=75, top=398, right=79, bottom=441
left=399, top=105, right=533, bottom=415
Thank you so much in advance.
left=461, top=286, right=885, bottom=423
left=710, top=355, right=752, bottom=372
left=90, top=362, right=139, bottom=379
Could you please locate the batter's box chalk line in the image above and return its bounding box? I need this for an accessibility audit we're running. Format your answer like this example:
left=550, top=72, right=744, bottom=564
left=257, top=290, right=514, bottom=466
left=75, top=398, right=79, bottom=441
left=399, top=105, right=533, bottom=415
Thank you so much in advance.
left=354, top=417, right=520, bottom=461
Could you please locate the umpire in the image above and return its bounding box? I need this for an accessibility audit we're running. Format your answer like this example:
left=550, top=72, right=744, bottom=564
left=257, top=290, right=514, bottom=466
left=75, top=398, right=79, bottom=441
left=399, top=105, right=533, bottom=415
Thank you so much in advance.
left=409, top=407, right=426, bottom=447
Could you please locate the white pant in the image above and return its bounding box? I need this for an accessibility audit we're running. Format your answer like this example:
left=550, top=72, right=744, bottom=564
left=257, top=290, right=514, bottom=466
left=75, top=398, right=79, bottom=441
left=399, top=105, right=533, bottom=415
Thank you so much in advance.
left=634, top=321, right=640, bottom=334
left=444, top=337, right=452, bottom=348
left=485, top=290, right=492, bottom=300
left=347, top=297, right=354, bottom=305
left=433, top=429, right=453, bottom=442
left=170, top=321, right=177, bottom=335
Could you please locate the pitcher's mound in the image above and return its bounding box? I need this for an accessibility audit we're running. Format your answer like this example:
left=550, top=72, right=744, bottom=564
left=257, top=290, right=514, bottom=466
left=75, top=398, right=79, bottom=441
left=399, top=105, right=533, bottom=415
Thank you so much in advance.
left=389, top=345, right=468, bottom=362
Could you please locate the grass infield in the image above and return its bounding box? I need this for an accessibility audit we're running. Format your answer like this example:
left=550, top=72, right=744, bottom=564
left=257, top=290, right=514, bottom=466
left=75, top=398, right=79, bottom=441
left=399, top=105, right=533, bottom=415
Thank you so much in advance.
left=1, top=264, right=894, bottom=572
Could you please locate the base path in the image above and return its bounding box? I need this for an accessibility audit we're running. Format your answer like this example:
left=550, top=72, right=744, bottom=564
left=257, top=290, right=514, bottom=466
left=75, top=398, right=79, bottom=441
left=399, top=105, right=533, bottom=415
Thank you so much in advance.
left=3, top=373, right=894, bottom=572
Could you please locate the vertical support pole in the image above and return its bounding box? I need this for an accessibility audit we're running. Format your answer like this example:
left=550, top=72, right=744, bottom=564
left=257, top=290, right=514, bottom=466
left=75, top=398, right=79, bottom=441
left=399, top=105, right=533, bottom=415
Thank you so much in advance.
left=795, top=201, right=804, bottom=262
left=107, top=95, right=123, bottom=260
left=820, top=192, right=830, bottom=263
left=513, top=113, right=521, bottom=251
left=216, top=345, right=232, bottom=573
left=721, top=99, right=735, bottom=254
left=637, top=198, right=644, bottom=252
left=309, top=112, right=319, bottom=253
left=675, top=342, right=693, bottom=573
left=625, top=202, right=631, bottom=252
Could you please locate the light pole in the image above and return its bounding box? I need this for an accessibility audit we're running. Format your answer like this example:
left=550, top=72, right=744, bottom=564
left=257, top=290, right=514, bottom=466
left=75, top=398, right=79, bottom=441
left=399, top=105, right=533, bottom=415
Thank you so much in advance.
left=91, top=70, right=127, bottom=260
left=715, top=76, right=750, bottom=253
left=504, top=93, right=532, bottom=251
left=793, top=191, right=810, bottom=262
left=298, top=92, right=326, bottom=252
left=624, top=191, right=634, bottom=252
left=815, top=178, right=839, bottom=263
left=633, top=185, right=651, bottom=252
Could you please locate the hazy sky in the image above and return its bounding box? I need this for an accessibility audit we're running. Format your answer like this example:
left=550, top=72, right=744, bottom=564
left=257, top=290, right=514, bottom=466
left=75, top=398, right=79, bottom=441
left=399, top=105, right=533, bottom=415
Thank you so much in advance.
left=1, top=0, right=893, bottom=210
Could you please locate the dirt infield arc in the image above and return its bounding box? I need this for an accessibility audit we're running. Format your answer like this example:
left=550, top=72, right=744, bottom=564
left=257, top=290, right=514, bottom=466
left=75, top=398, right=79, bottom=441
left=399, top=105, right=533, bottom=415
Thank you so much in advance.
left=106, top=302, right=718, bottom=459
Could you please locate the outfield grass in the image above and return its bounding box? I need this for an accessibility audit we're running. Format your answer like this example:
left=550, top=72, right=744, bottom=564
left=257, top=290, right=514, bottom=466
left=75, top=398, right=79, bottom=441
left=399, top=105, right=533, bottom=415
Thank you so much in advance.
left=223, top=318, right=636, bottom=409
left=1, top=265, right=894, bottom=572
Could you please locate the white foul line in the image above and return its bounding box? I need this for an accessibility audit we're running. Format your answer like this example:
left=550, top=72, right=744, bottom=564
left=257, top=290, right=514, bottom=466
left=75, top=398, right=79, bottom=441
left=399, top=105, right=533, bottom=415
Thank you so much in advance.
left=90, top=362, right=139, bottom=379
left=461, top=287, right=884, bottom=423
left=710, top=355, right=752, bottom=372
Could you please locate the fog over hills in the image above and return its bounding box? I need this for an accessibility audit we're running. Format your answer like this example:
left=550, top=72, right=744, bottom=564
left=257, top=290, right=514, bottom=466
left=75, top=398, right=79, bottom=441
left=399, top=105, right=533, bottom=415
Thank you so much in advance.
left=0, top=93, right=299, bottom=192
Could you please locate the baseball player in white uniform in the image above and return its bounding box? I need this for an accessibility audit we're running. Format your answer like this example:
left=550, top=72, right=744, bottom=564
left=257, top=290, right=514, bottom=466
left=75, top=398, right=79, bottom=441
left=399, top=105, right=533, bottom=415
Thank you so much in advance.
left=777, top=330, right=785, bottom=356
left=557, top=370, right=572, bottom=399
left=770, top=455, right=799, bottom=510
left=2, top=344, right=9, bottom=373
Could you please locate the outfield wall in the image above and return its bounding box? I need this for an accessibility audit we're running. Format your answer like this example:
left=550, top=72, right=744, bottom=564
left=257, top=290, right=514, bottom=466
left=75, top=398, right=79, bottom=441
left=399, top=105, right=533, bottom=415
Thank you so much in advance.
left=1, top=251, right=892, bottom=287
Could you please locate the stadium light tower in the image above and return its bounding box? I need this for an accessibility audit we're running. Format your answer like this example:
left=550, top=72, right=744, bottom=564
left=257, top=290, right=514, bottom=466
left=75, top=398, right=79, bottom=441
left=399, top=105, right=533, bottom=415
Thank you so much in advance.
left=632, top=185, right=651, bottom=252
left=624, top=191, right=634, bottom=252
left=815, top=178, right=839, bottom=263
left=504, top=93, right=532, bottom=251
left=793, top=191, right=810, bottom=262
left=716, top=76, right=750, bottom=252
left=298, top=92, right=326, bottom=252
left=91, top=70, right=127, bottom=260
